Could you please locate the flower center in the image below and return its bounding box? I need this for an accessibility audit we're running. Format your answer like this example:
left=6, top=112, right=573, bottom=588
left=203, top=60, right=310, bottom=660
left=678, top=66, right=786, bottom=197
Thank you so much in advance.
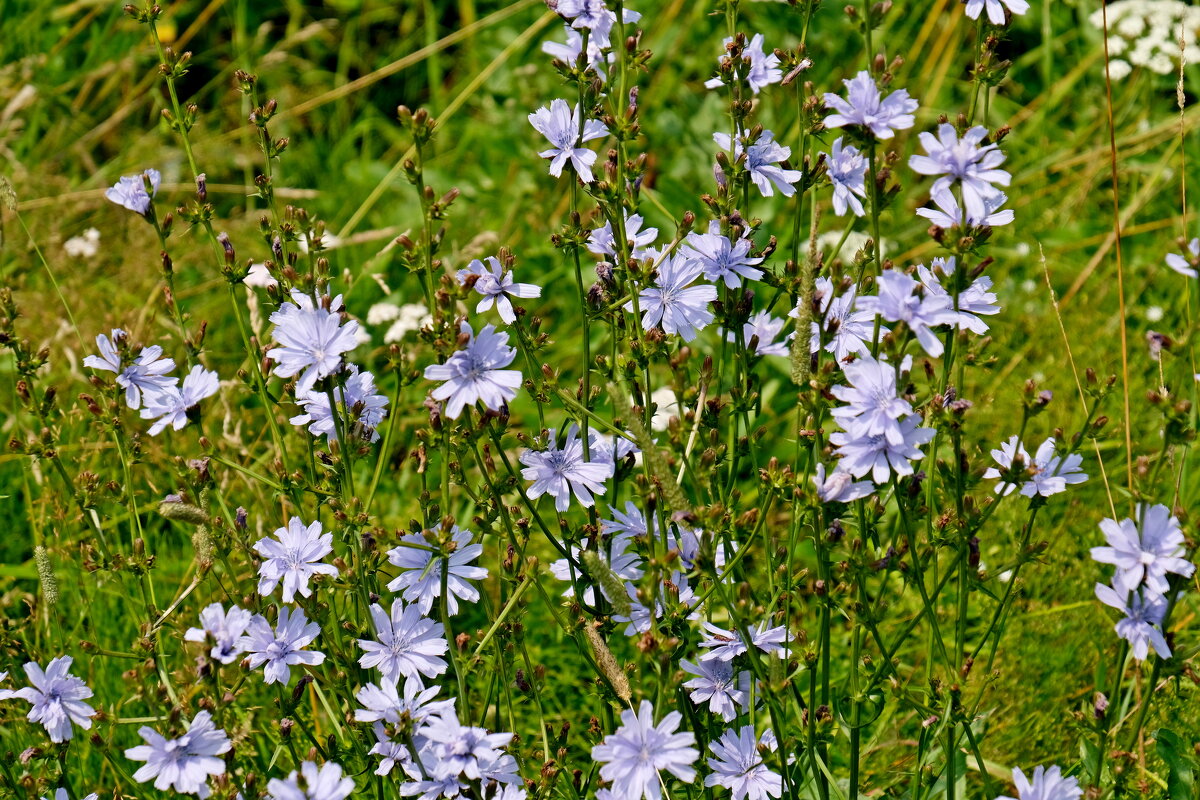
left=284, top=548, right=307, bottom=571
left=267, top=640, right=294, bottom=660
left=548, top=451, right=573, bottom=476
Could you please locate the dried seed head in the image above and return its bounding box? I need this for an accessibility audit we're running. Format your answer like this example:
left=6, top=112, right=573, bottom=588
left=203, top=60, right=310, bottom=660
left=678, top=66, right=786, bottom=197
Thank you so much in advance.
left=35, top=545, right=57, bottom=607
left=583, top=623, right=631, bottom=703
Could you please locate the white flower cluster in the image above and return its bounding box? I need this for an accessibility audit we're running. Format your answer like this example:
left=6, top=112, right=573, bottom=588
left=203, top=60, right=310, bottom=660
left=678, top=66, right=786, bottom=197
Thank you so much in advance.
left=1088, top=0, right=1200, bottom=78
left=64, top=227, right=101, bottom=259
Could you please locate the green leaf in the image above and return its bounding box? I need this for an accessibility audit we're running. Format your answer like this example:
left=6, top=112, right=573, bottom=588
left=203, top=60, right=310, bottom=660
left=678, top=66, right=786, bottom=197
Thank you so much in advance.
left=1156, top=729, right=1196, bottom=800
left=1080, top=737, right=1100, bottom=783
left=0, top=563, right=36, bottom=579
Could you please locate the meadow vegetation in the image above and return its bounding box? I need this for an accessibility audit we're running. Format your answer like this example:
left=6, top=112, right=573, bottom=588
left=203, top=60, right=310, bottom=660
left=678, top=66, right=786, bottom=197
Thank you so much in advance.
left=1, top=1, right=1199, bottom=799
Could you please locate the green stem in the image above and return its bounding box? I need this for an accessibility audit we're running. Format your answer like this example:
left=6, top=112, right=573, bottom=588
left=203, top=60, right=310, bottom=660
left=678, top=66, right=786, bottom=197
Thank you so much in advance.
left=440, top=555, right=468, bottom=715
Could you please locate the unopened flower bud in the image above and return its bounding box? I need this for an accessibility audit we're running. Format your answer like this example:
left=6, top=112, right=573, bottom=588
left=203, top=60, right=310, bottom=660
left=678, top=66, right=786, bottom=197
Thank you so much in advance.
left=217, top=232, right=236, bottom=266
left=1093, top=692, right=1108, bottom=719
